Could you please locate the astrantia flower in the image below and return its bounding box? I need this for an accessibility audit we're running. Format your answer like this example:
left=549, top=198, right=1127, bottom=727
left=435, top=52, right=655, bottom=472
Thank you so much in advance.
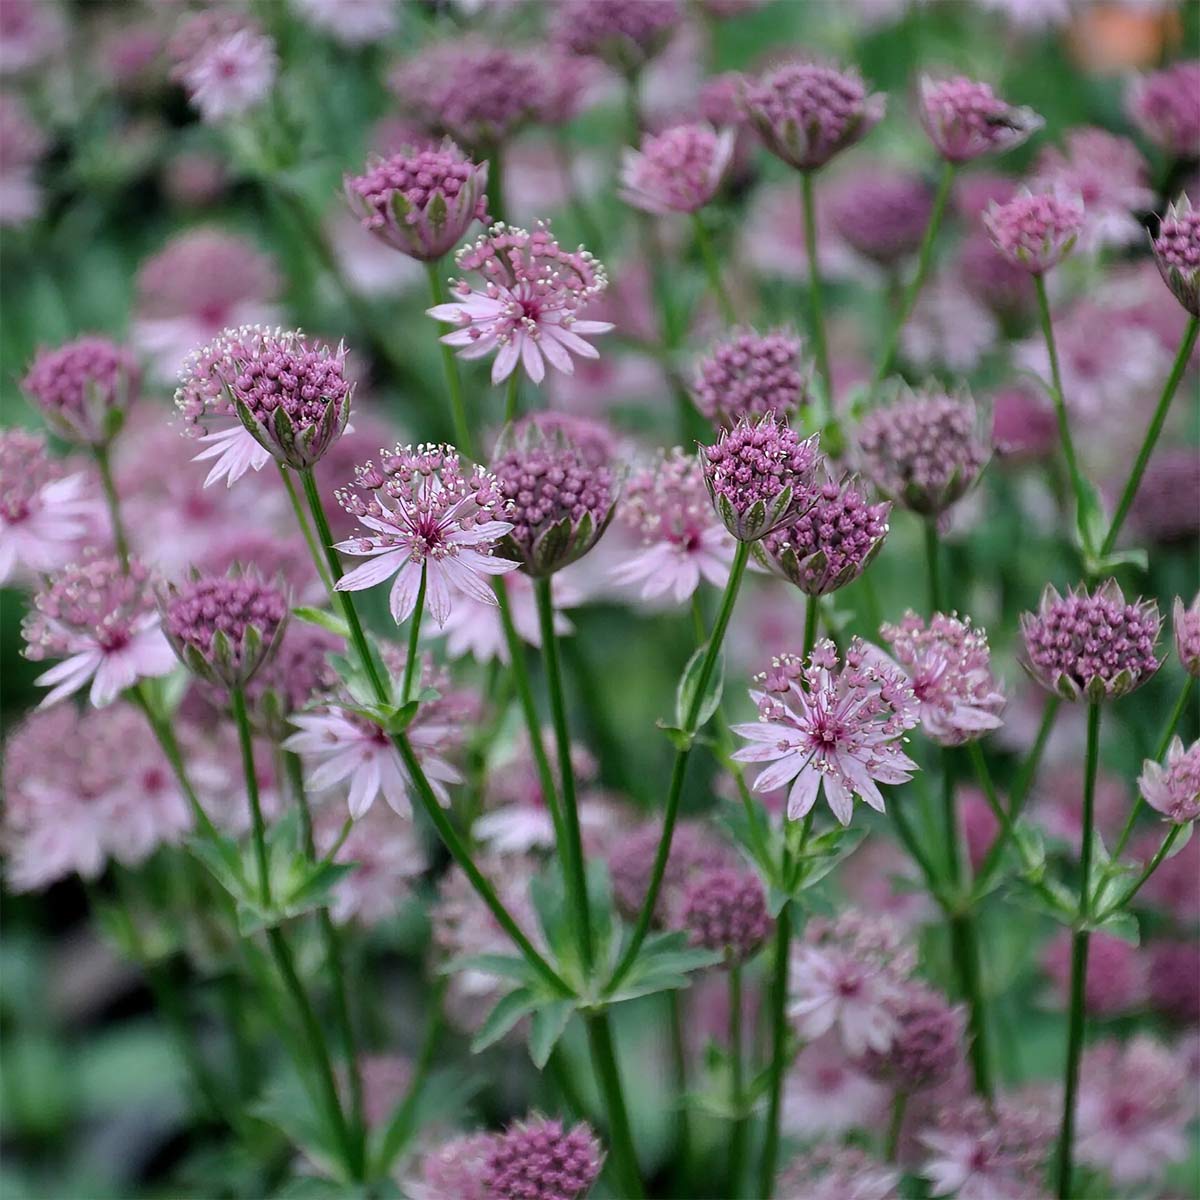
left=881, top=612, right=1005, bottom=746
left=244, top=620, right=340, bottom=739
left=857, top=981, right=965, bottom=1090
left=742, top=59, right=886, bottom=172
left=406, top=1132, right=496, bottom=1200
left=22, top=554, right=176, bottom=708
left=828, top=166, right=934, bottom=267
left=788, top=912, right=916, bottom=1056
left=550, top=0, right=680, bottom=73
left=917, top=75, right=1043, bottom=164
left=1174, top=594, right=1200, bottom=676
left=292, top=0, right=398, bottom=48
left=612, top=448, right=734, bottom=604
left=1152, top=194, right=1200, bottom=316
left=1148, top=942, right=1200, bottom=1024
left=1127, top=447, right=1200, bottom=546
left=732, top=638, right=919, bottom=825
left=345, top=141, right=489, bottom=262
left=316, top=805, right=426, bottom=925
left=428, top=222, right=612, bottom=385
left=175, top=16, right=277, bottom=123
left=1139, top=737, right=1200, bottom=824
left=700, top=413, right=821, bottom=542
left=691, top=327, right=811, bottom=429
left=901, top=276, right=999, bottom=375
left=22, top=336, right=139, bottom=445
left=1020, top=579, right=1161, bottom=702
left=983, top=189, right=1085, bottom=275
left=777, top=1143, right=899, bottom=1200
left=619, top=123, right=734, bottom=215
left=680, top=867, right=771, bottom=962
left=485, top=1114, right=603, bottom=1200
left=855, top=385, right=989, bottom=516
left=491, top=422, right=617, bottom=576
left=1126, top=60, right=1200, bottom=159
left=1041, top=929, right=1147, bottom=1015
left=758, top=472, right=890, bottom=597
left=0, top=430, right=99, bottom=585
left=781, top=1037, right=889, bottom=1139
left=334, top=443, right=518, bottom=626
left=0, top=92, right=46, bottom=227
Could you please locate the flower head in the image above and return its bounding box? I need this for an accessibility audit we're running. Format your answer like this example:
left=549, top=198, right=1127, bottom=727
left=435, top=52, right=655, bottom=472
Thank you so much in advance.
left=22, top=554, right=176, bottom=708
left=163, top=570, right=288, bottom=691
left=345, top=141, right=489, bottom=262
left=742, top=59, right=885, bottom=172
left=855, top=385, right=989, bottom=516
left=550, top=0, right=680, bottom=73
left=245, top=620, right=341, bottom=739
left=732, top=638, right=919, bottom=826
left=406, top=1132, right=496, bottom=1200
left=22, top=336, right=139, bottom=445
left=983, top=189, right=1085, bottom=274
left=334, top=443, right=518, bottom=626
left=829, top=166, right=935, bottom=267
left=612, top=448, right=734, bottom=604
left=1139, top=737, right=1200, bottom=825
left=1126, top=60, right=1200, bottom=159
left=700, top=413, right=821, bottom=542
left=1020, top=579, right=1161, bottom=702
left=1152, top=194, right=1200, bottom=316
left=172, top=13, right=277, bottom=123
left=292, top=0, right=398, bottom=48
left=485, top=1114, right=604, bottom=1200
left=917, top=75, right=1042, bottom=164
left=429, top=223, right=612, bottom=385
left=681, top=867, right=771, bottom=962
left=881, top=612, right=1005, bottom=746
left=490, top=422, right=617, bottom=576
left=1041, top=929, right=1147, bottom=1015
left=857, top=980, right=965, bottom=1090
left=1148, top=941, right=1200, bottom=1025
left=316, top=805, right=426, bottom=925
left=0, top=92, right=46, bottom=226
left=777, top=1144, right=899, bottom=1200
left=1174, top=594, right=1200, bottom=676
left=619, top=123, right=734, bottom=215
left=759, top=472, right=890, bottom=596
left=692, top=327, right=811, bottom=429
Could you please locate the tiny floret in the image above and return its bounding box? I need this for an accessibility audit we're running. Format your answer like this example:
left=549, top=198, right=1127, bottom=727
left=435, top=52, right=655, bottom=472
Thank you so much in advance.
left=1152, top=194, right=1200, bottom=316
left=692, top=327, right=811, bottom=429
left=22, top=336, right=139, bottom=445
left=983, top=189, right=1085, bottom=274
left=1139, top=737, right=1200, bottom=825
left=917, top=74, right=1043, bottom=164
left=485, top=1114, right=604, bottom=1200
left=619, top=123, right=734, bottom=215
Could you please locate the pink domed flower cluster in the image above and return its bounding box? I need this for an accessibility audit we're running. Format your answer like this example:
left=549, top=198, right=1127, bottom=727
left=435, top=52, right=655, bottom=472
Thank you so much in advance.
left=550, top=0, right=680, bottom=73
left=680, top=866, right=771, bottom=962
left=429, top=223, right=613, bottom=385
left=917, top=75, right=1043, bottom=163
left=742, top=59, right=886, bottom=172
left=22, top=335, right=139, bottom=446
left=857, top=979, right=964, bottom=1090
left=692, top=328, right=811, bottom=429
left=485, top=1114, right=603, bottom=1200
left=880, top=611, right=1005, bottom=746
left=1020, top=579, right=1161, bottom=702
left=334, top=444, right=518, bottom=627
left=1139, top=737, right=1200, bottom=825
left=732, top=638, right=919, bottom=826
left=983, top=189, right=1085, bottom=274
left=1152, top=194, right=1200, bottom=317
left=1126, top=60, right=1200, bottom=159
left=619, top=123, right=734, bottom=215
left=829, top=167, right=934, bottom=267
left=344, top=141, right=489, bottom=262
left=1174, top=594, right=1200, bottom=676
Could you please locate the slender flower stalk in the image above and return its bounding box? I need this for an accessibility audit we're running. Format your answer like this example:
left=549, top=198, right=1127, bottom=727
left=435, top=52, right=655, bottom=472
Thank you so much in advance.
left=425, top=263, right=474, bottom=456
left=230, top=686, right=271, bottom=909
left=801, top=171, right=832, bottom=407
left=692, top=212, right=736, bottom=325
left=401, top=566, right=427, bottom=705
left=93, top=444, right=130, bottom=569
left=585, top=1014, right=645, bottom=1199
left=728, top=961, right=747, bottom=1196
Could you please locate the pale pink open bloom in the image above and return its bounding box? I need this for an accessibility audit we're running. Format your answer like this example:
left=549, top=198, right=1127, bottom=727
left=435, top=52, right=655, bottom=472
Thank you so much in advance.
left=334, top=444, right=518, bottom=627
left=781, top=1035, right=888, bottom=1138
left=732, top=638, right=919, bottom=825
left=177, top=20, right=277, bottom=123
left=427, top=222, right=613, bottom=385
left=22, top=554, right=176, bottom=708
left=1138, top=736, right=1200, bottom=824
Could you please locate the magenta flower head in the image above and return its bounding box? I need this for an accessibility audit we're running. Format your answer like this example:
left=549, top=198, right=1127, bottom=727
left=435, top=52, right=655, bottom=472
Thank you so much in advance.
left=855, top=384, right=989, bottom=517
left=344, top=141, right=489, bottom=263
left=1152, top=194, right=1200, bottom=316
left=742, top=58, right=886, bottom=172
left=732, top=638, right=919, bottom=825
left=162, top=569, right=289, bottom=690
left=490, top=421, right=617, bottom=576
left=334, top=444, right=519, bottom=626
left=758, top=471, right=890, bottom=597
left=681, top=866, right=772, bottom=963
left=1173, top=594, right=1200, bottom=676
left=428, top=222, right=613, bottom=386
left=1020, top=579, right=1162, bottom=703
left=619, top=123, right=735, bottom=215
left=700, top=413, right=821, bottom=543
left=22, top=553, right=176, bottom=708
left=1126, top=60, right=1200, bottom=159
left=829, top=167, right=935, bottom=267
left=550, top=0, right=680, bottom=74
left=1139, top=738, right=1200, bottom=825
left=983, top=189, right=1085, bottom=275
left=858, top=980, right=965, bottom=1090
left=485, top=1114, right=604, bottom=1200
left=917, top=75, right=1043, bottom=164
left=22, top=336, right=139, bottom=446
left=881, top=612, right=1005, bottom=746
left=692, top=327, right=812, bottom=429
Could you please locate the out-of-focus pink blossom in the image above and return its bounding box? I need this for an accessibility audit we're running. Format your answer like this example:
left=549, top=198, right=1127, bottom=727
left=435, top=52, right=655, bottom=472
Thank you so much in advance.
left=1139, top=736, right=1200, bottom=824
left=171, top=12, right=277, bottom=123
left=1041, top=928, right=1148, bottom=1015
left=0, top=92, right=46, bottom=226
left=292, top=0, right=399, bottom=47
left=917, top=75, right=1042, bottom=164
left=619, top=124, right=734, bottom=215
left=781, top=1034, right=890, bottom=1138
left=1126, top=60, right=1200, bottom=158
left=983, top=189, right=1085, bottom=274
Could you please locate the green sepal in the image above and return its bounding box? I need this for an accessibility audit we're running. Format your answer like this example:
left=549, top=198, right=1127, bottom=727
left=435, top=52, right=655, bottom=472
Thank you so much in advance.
left=293, top=606, right=350, bottom=639
left=675, top=643, right=724, bottom=734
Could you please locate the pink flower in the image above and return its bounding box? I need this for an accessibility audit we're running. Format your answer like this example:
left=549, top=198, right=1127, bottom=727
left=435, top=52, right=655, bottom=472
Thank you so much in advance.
left=434, top=572, right=577, bottom=664
left=178, top=21, right=277, bottom=123
left=917, top=75, right=1042, bottom=164
left=316, top=805, right=426, bottom=925
left=22, top=336, right=139, bottom=446
left=781, top=1035, right=889, bottom=1138
left=292, top=0, right=398, bottom=47
left=691, top=327, right=811, bottom=429
left=619, top=123, right=734, bottom=215
left=485, top=1115, right=604, bottom=1200
left=334, top=444, right=518, bottom=627
left=1126, top=60, right=1200, bottom=159
left=1152, top=193, right=1200, bottom=317
left=1040, top=929, right=1148, bottom=1015
left=22, top=554, right=176, bottom=708
left=1174, top=593, right=1200, bottom=676
left=1139, top=736, right=1200, bottom=824
left=776, top=1143, right=899, bottom=1200
left=613, top=448, right=734, bottom=604
left=550, top=0, right=680, bottom=71
left=0, top=93, right=46, bottom=227
left=983, top=189, right=1085, bottom=275
left=732, top=638, right=919, bottom=825
left=428, top=222, right=613, bottom=385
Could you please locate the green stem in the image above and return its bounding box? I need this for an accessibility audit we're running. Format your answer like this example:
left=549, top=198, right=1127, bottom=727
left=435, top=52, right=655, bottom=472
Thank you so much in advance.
left=230, top=686, right=272, bottom=909
left=669, top=991, right=692, bottom=1187
left=1100, top=315, right=1199, bottom=558
left=950, top=910, right=992, bottom=1099
left=728, top=962, right=747, bottom=1198
left=801, top=170, right=833, bottom=407
left=554, top=133, right=604, bottom=254
left=585, top=1014, right=645, bottom=1199
left=607, top=541, right=751, bottom=991
left=279, top=465, right=333, bottom=592
left=873, top=161, right=955, bottom=386
left=402, top=565, right=427, bottom=704
left=692, top=212, right=736, bottom=325
left=886, top=1091, right=908, bottom=1163
left=924, top=518, right=942, bottom=614
left=1055, top=702, right=1101, bottom=1200
left=94, top=443, right=130, bottom=570
left=1100, top=825, right=1183, bottom=920
left=504, top=372, right=520, bottom=423
left=535, top=576, right=594, bottom=968
left=425, top=262, right=474, bottom=456
left=485, top=144, right=505, bottom=225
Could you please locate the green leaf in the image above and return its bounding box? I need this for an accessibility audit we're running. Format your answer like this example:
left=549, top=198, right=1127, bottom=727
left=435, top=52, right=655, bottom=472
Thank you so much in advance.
left=656, top=721, right=695, bottom=751
left=1072, top=477, right=1108, bottom=557
left=439, top=953, right=537, bottom=986
left=471, top=987, right=537, bottom=1053
left=293, top=606, right=350, bottom=639
left=675, top=644, right=724, bottom=733
left=1092, top=910, right=1140, bottom=945
left=528, top=1000, right=576, bottom=1068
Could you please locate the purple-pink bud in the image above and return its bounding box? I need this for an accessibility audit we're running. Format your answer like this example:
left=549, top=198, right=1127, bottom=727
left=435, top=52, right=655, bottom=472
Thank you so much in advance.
left=485, top=1114, right=604, bottom=1200
left=858, top=981, right=965, bottom=1089
left=917, top=75, right=1043, bottom=164
left=829, top=167, right=934, bottom=266
left=22, top=336, right=139, bottom=446
left=681, top=866, right=771, bottom=962
left=983, top=190, right=1085, bottom=275
left=619, top=123, right=734, bottom=215
left=1174, top=594, right=1200, bottom=677
left=692, top=328, right=811, bottom=429
left=550, top=0, right=680, bottom=72
left=1126, top=60, right=1200, bottom=159
left=1152, top=194, right=1200, bottom=316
